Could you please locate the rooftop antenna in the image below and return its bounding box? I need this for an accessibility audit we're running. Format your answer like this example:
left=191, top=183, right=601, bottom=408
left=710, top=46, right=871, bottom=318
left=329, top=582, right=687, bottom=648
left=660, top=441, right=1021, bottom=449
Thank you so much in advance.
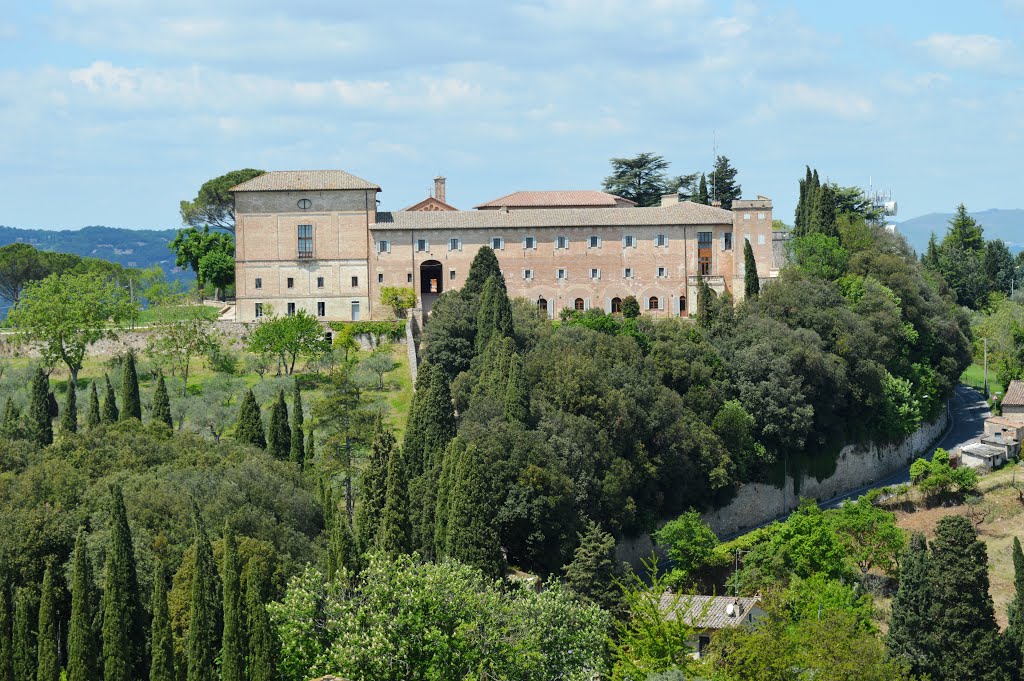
left=712, top=130, right=717, bottom=202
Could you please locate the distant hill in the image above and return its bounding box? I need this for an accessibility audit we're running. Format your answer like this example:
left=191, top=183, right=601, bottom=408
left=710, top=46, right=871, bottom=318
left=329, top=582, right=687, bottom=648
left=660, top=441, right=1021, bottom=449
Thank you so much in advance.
left=897, top=209, right=1024, bottom=255
left=0, top=225, right=193, bottom=281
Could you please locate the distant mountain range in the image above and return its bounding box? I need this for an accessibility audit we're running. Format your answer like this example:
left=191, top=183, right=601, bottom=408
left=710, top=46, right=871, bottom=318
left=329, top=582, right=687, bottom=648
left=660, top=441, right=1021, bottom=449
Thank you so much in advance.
left=0, top=225, right=193, bottom=281
left=897, top=209, right=1024, bottom=255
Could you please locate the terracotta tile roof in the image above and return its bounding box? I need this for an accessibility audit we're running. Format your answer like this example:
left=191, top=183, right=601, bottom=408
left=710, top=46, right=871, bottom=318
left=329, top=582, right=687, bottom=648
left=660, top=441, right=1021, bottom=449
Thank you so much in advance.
left=374, top=201, right=732, bottom=230
left=658, top=594, right=762, bottom=630
left=1003, top=380, right=1024, bottom=407
left=475, top=190, right=636, bottom=208
left=230, top=170, right=380, bottom=192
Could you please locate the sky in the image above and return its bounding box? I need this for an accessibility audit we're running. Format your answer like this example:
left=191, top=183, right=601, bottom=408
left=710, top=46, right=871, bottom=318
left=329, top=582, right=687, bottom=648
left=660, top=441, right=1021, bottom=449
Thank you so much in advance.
left=1, top=0, right=1022, bottom=230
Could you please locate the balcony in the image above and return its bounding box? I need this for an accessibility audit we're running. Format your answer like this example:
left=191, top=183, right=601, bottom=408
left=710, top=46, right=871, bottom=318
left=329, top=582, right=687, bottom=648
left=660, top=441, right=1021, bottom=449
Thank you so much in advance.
left=297, top=251, right=314, bottom=260
left=688, top=275, right=725, bottom=286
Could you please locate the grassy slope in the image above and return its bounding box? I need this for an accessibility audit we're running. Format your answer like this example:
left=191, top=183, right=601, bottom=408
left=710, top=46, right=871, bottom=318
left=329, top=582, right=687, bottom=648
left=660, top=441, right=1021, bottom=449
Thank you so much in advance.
left=960, top=363, right=1007, bottom=398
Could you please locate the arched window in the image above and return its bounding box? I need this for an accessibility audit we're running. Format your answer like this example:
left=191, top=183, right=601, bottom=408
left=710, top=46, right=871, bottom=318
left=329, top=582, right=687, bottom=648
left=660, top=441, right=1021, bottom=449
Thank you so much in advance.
left=649, top=296, right=660, bottom=310
left=611, top=297, right=622, bottom=314
left=538, top=298, right=548, bottom=313
left=574, top=298, right=585, bottom=311
left=679, top=295, right=686, bottom=316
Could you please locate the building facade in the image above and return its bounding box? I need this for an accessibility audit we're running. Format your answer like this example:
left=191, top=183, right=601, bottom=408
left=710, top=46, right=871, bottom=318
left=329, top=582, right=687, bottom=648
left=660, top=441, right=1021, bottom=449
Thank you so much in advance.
left=232, top=170, right=777, bottom=322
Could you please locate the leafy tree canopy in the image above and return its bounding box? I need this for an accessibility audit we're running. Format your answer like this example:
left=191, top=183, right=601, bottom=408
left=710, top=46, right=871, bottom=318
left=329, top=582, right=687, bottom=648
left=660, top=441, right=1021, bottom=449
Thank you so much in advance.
left=179, top=168, right=265, bottom=233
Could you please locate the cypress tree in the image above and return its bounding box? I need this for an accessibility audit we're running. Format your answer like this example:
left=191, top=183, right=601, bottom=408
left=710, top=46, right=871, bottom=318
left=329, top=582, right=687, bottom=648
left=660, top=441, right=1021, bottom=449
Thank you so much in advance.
left=795, top=166, right=809, bottom=234
left=243, top=564, right=273, bottom=681
left=1007, top=536, right=1024, bottom=672
left=811, top=181, right=837, bottom=237
left=743, top=238, right=760, bottom=300
left=355, top=425, right=393, bottom=552
left=267, top=389, right=290, bottom=460
left=149, top=562, right=174, bottom=681
left=151, top=375, right=172, bottom=428
left=120, top=353, right=141, bottom=421
left=696, top=173, right=709, bottom=205
left=463, top=246, right=505, bottom=296
left=443, top=443, right=504, bottom=578
left=290, top=383, right=305, bottom=467
left=234, top=390, right=265, bottom=449
left=12, top=587, right=36, bottom=681
left=0, top=397, right=22, bottom=441
left=68, top=527, right=99, bottom=681
left=28, top=368, right=52, bottom=447
left=186, top=506, right=219, bottom=681
left=305, top=426, right=315, bottom=462
left=696, top=277, right=715, bottom=330
left=563, top=520, right=621, bottom=613
left=87, top=383, right=101, bottom=429
left=503, top=353, right=528, bottom=423
left=376, top=448, right=411, bottom=556
left=36, top=561, right=58, bottom=681
left=102, top=484, right=143, bottom=681
left=888, top=533, right=932, bottom=675
left=329, top=509, right=359, bottom=580
left=0, top=579, right=12, bottom=681
left=475, top=275, right=513, bottom=353
left=102, top=375, right=118, bottom=424
left=926, top=515, right=1008, bottom=680
left=220, top=525, right=243, bottom=681
left=61, top=383, right=78, bottom=434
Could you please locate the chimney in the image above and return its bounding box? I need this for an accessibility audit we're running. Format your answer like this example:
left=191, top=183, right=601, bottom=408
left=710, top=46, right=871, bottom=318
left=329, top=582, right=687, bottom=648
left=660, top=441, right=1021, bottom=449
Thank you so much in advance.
left=661, top=194, right=680, bottom=207
left=434, top=176, right=446, bottom=203
left=711, top=199, right=722, bottom=208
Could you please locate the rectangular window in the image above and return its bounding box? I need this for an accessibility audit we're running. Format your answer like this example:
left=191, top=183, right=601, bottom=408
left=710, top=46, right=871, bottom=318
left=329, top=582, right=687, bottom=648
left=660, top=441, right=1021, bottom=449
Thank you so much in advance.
left=450, top=270, right=456, bottom=280
left=351, top=300, right=360, bottom=321
left=317, top=301, right=325, bottom=317
left=757, top=212, right=766, bottom=220
left=557, top=268, right=567, bottom=280
left=297, top=224, right=313, bottom=259
left=523, top=269, right=533, bottom=280
left=287, top=302, right=296, bottom=316
left=624, top=267, right=633, bottom=278
left=491, top=237, right=504, bottom=250
left=407, top=273, right=413, bottom=283
left=254, top=303, right=263, bottom=318
left=623, top=235, right=636, bottom=248
left=449, top=238, right=461, bottom=251
left=743, top=213, right=751, bottom=220
left=254, top=277, right=262, bottom=289
left=287, top=277, right=294, bottom=289
left=377, top=273, right=384, bottom=283
left=523, top=236, right=535, bottom=249
left=556, top=236, right=568, bottom=249
left=417, top=239, right=428, bottom=252
left=316, top=276, right=324, bottom=288
left=588, top=235, right=600, bottom=248
left=723, top=232, right=733, bottom=251
left=698, top=231, right=712, bottom=276
left=377, top=240, right=390, bottom=254
left=351, top=276, right=359, bottom=287
left=758, top=233, right=766, bottom=245
left=590, top=268, right=600, bottom=279
left=656, top=234, right=667, bottom=247
left=657, top=267, right=666, bottom=278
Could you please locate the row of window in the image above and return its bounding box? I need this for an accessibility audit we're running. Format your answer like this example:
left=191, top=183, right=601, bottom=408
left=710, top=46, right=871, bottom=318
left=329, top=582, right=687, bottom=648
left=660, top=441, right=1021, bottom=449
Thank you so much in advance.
left=536, top=295, right=687, bottom=314
left=254, top=300, right=361, bottom=320
left=256, top=275, right=361, bottom=290
left=523, top=266, right=681, bottom=281
left=377, top=231, right=738, bottom=255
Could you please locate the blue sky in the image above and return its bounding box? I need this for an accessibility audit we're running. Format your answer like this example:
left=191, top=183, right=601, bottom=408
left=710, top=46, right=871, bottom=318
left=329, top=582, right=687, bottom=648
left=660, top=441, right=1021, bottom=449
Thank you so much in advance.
left=1, top=0, right=1022, bottom=230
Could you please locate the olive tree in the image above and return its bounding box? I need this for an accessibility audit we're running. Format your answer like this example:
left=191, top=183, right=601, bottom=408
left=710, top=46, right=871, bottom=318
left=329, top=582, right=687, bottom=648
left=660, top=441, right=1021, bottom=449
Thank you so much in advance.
left=246, top=310, right=330, bottom=375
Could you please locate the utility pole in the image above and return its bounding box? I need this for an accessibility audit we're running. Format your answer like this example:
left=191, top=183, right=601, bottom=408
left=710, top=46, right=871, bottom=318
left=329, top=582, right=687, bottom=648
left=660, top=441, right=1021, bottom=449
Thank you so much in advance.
left=983, top=337, right=989, bottom=398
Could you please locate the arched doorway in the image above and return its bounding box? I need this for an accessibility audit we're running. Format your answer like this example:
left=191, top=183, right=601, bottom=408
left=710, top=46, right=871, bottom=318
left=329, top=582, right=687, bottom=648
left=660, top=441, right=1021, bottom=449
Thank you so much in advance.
left=420, top=260, right=443, bottom=295
left=611, top=297, right=622, bottom=314
left=679, top=295, right=687, bottom=317
left=537, top=297, right=548, bottom=314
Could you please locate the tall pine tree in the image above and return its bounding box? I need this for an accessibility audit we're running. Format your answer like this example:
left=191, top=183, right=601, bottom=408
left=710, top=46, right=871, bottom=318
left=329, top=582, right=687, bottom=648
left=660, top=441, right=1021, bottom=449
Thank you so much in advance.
left=355, top=424, right=393, bottom=552
left=243, top=564, right=273, bottom=681
left=707, top=155, right=741, bottom=209
left=68, top=527, right=99, bottom=681
left=0, top=397, right=21, bottom=441
left=234, top=390, right=265, bottom=449
left=149, top=562, right=174, bottom=681
left=474, top=275, right=513, bottom=353
left=12, top=587, right=36, bottom=681
left=743, top=238, right=760, bottom=300
left=563, top=520, right=621, bottom=613
left=61, top=383, right=78, bottom=434
left=503, top=353, right=529, bottom=423
left=376, top=448, right=411, bottom=556
left=186, top=506, right=219, bottom=681
left=87, top=382, right=101, bottom=429
left=120, top=352, right=141, bottom=421
left=944, top=203, right=984, bottom=253
left=888, top=533, right=932, bottom=675
left=810, top=181, right=837, bottom=237
left=151, top=375, right=172, bottom=428
left=220, top=525, right=243, bottom=681
left=442, top=442, right=504, bottom=578
left=102, top=375, right=119, bottom=424
left=36, top=561, right=58, bottom=681
left=28, top=368, right=52, bottom=447
left=266, top=389, right=290, bottom=460
left=290, top=383, right=305, bottom=467
left=0, top=579, right=12, bottom=681
left=463, top=246, right=505, bottom=296
left=1007, top=536, right=1024, bottom=674
left=102, top=484, right=144, bottom=681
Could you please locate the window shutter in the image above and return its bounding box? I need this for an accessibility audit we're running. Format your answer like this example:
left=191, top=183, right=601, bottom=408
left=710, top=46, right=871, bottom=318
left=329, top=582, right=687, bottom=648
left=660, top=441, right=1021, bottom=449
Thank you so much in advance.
left=605, top=298, right=611, bottom=312
left=644, top=297, right=650, bottom=310
left=659, top=296, right=665, bottom=311
left=584, top=298, right=590, bottom=311
left=387, top=241, right=392, bottom=253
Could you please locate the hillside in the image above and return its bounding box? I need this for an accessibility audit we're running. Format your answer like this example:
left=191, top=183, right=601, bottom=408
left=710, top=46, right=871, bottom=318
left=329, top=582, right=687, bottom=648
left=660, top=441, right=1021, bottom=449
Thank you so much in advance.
left=0, top=224, right=192, bottom=281
left=898, top=209, right=1024, bottom=255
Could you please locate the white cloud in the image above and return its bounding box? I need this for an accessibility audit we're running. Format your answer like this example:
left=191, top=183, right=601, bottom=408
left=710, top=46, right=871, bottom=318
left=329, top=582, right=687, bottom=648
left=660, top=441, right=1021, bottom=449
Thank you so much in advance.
left=774, top=83, right=875, bottom=121
left=915, top=33, right=1009, bottom=68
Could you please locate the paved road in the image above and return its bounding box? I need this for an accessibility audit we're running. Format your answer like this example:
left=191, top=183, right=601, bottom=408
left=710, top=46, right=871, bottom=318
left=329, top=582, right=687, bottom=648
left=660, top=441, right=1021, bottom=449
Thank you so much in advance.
left=820, top=383, right=989, bottom=509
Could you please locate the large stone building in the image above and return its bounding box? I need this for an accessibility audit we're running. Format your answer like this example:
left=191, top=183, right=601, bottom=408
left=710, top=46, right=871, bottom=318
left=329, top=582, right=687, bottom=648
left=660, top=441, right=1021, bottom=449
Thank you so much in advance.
left=231, top=170, right=778, bottom=322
